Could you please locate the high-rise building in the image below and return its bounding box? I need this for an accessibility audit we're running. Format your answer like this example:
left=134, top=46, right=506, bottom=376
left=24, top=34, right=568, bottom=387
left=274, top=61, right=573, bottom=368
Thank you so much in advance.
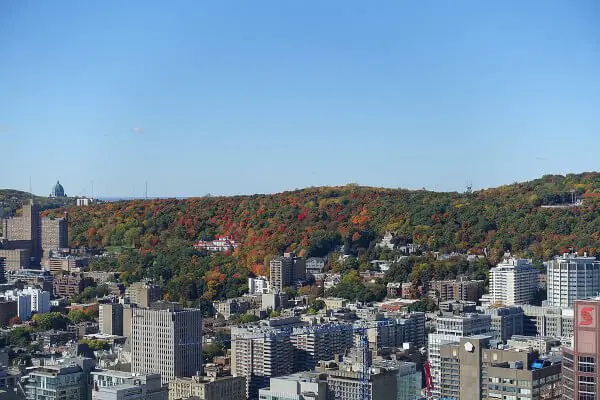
left=21, top=286, right=51, bottom=313
left=41, top=215, right=68, bottom=257
left=521, top=304, right=574, bottom=339
left=488, top=257, right=539, bottom=305
left=131, top=304, right=203, bottom=385
left=562, top=298, right=600, bottom=400
left=91, top=369, right=168, bottom=400
left=428, top=313, right=492, bottom=398
left=168, top=375, right=246, bottom=400
left=0, top=248, right=31, bottom=271
left=362, top=312, right=426, bottom=350
left=99, top=303, right=124, bottom=335
left=269, top=253, right=306, bottom=293
left=440, top=335, right=562, bottom=400
left=1, top=200, right=41, bottom=263
left=231, top=317, right=354, bottom=399
left=126, top=281, right=163, bottom=307
left=483, top=306, right=524, bottom=342
left=546, top=253, right=600, bottom=308
left=24, top=356, right=95, bottom=400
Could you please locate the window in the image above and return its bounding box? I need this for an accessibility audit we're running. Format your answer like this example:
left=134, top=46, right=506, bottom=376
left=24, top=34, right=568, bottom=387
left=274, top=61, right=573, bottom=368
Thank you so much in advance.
left=579, top=356, right=596, bottom=373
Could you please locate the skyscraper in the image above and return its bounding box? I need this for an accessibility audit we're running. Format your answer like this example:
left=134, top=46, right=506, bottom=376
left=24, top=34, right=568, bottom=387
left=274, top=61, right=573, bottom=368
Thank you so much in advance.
left=131, top=303, right=203, bottom=384
left=269, top=253, right=306, bottom=293
left=562, top=298, right=600, bottom=400
left=488, top=257, right=539, bottom=305
left=1, top=200, right=41, bottom=263
left=41, top=214, right=68, bottom=257
left=546, top=253, right=600, bottom=308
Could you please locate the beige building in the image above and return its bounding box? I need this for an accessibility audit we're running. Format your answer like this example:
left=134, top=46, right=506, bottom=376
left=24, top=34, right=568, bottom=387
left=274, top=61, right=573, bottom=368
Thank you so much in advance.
left=41, top=215, right=68, bottom=257
left=168, top=375, right=246, bottom=400
left=126, top=281, right=163, bottom=307
left=99, top=303, right=124, bottom=336
left=1, top=200, right=41, bottom=263
left=0, top=248, right=30, bottom=271
left=131, top=304, right=203, bottom=384
left=427, top=277, right=484, bottom=302
left=440, top=335, right=562, bottom=400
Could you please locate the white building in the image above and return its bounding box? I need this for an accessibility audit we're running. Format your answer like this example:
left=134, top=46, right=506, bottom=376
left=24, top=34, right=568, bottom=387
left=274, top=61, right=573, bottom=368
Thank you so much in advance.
left=21, top=286, right=51, bottom=313
left=258, top=372, right=326, bottom=400
left=546, top=253, right=600, bottom=308
left=306, top=257, right=326, bottom=277
left=248, top=276, right=270, bottom=295
left=488, top=258, right=539, bottom=306
left=91, top=370, right=168, bottom=400
left=428, top=314, right=491, bottom=398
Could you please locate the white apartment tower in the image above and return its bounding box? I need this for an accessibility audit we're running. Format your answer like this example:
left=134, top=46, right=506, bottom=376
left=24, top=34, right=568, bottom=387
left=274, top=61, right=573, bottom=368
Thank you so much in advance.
left=489, top=258, right=539, bottom=305
left=131, top=304, right=203, bottom=385
left=546, top=253, right=600, bottom=308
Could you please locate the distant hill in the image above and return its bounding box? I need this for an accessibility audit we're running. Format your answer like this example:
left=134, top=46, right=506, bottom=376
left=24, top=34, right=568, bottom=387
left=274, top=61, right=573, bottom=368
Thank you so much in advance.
left=40, top=172, right=600, bottom=269
left=0, top=189, right=75, bottom=218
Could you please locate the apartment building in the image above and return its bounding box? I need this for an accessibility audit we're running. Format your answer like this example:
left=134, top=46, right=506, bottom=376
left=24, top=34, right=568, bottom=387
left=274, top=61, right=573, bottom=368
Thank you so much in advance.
left=428, top=313, right=492, bottom=398
left=520, top=304, right=574, bottom=339
left=269, top=253, right=306, bottom=293
left=362, top=312, right=426, bottom=350
left=483, top=306, right=524, bottom=342
left=91, top=369, right=168, bottom=400
left=427, top=277, right=484, bottom=302
left=488, top=257, right=539, bottom=305
left=24, top=357, right=95, bottom=400
left=99, top=303, right=124, bottom=336
left=546, top=253, right=600, bottom=308
left=126, top=281, right=163, bottom=308
left=41, top=215, right=68, bottom=257
left=53, top=274, right=87, bottom=298
left=168, top=375, right=246, bottom=400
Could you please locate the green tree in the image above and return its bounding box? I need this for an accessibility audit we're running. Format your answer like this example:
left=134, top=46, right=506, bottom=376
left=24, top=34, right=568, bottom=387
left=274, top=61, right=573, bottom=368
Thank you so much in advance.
left=32, top=312, right=69, bottom=331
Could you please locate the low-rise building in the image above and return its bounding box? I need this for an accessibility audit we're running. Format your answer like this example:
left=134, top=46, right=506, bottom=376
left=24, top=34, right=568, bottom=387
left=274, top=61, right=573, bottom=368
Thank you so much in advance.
left=168, top=374, right=246, bottom=400
left=306, top=257, right=326, bottom=277
left=24, top=357, right=95, bottom=400
left=427, top=277, right=485, bottom=303
left=248, top=276, right=270, bottom=295
left=91, top=369, right=168, bottom=400
left=53, top=274, right=88, bottom=298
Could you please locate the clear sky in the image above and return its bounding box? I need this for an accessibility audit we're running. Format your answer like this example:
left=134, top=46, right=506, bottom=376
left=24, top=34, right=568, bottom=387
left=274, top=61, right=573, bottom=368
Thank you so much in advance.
left=1, top=1, right=599, bottom=197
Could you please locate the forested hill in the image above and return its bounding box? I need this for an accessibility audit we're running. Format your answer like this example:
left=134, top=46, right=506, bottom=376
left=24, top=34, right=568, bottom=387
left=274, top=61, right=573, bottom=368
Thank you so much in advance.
left=0, top=189, right=74, bottom=217
left=51, top=172, right=600, bottom=270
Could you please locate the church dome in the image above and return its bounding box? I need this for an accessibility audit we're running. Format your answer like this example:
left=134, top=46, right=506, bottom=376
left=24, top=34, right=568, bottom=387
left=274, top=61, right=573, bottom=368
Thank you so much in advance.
left=50, top=180, right=66, bottom=197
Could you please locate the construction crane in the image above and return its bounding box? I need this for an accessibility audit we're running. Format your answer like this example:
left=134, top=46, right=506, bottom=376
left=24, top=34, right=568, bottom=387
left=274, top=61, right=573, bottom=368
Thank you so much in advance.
left=423, top=359, right=434, bottom=398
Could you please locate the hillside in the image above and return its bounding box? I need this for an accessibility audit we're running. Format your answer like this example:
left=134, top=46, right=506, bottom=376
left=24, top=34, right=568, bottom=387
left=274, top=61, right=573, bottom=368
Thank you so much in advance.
left=36, top=172, right=600, bottom=305
left=51, top=172, right=600, bottom=261
left=0, top=189, right=75, bottom=217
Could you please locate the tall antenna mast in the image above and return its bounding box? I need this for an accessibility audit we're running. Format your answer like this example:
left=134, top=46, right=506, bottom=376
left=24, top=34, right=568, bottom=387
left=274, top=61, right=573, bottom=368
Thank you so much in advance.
left=145, top=181, right=148, bottom=199
left=91, top=180, right=94, bottom=199
left=29, top=176, right=33, bottom=199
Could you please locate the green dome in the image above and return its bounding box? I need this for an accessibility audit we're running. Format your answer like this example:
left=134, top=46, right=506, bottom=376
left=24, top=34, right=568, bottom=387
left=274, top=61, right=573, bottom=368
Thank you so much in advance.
left=50, top=180, right=66, bottom=197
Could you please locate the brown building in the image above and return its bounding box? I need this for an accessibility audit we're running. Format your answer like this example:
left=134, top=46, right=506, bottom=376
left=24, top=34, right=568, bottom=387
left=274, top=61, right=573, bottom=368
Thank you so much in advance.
left=7, top=269, right=53, bottom=292
left=428, top=277, right=485, bottom=302
left=41, top=215, right=68, bottom=257
left=440, top=335, right=562, bottom=400
left=47, top=256, right=85, bottom=275
left=125, top=280, right=163, bottom=307
left=562, top=298, right=600, bottom=400
left=53, top=274, right=88, bottom=298
left=1, top=200, right=41, bottom=263
left=0, top=248, right=31, bottom=271
left=0, top=299, right=17, bottom=326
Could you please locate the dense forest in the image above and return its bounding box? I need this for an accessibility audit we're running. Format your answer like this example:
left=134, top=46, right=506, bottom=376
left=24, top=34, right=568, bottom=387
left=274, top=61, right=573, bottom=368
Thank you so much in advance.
left=31, top=172, right=600, bottom=306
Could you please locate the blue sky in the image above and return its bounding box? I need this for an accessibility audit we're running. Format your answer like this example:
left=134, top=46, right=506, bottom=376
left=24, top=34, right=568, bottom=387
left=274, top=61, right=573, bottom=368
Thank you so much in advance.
left=1, top=1, right=599, bottom=197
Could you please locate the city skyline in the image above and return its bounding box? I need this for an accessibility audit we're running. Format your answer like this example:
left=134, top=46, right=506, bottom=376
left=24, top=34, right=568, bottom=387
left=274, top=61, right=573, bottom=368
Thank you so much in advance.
left=1, top=1, right=599, bottom=197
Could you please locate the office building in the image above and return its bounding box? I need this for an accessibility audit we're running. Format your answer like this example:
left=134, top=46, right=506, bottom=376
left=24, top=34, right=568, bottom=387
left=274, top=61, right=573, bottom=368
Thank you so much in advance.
left=126, top=281, right=163, bottom=307
left=427, top=277, right=484, bottom=302
left=99, top=303, right=124, bottom=335
left=488, top=257, right=539, bottom=305
left=24, top=356, right=95, bottom=400
left=428, top=313, right=491, bottom=398
left=483, top=306, right=524, bottom=342
left=168, top=375, right=246, bottom=400
left=248, top=276, right=271, bottom=295
left=131, top=304, right=203, bottom=384
left=0, top=248, right=31, bottom=270
left=546, top=253, right=600, bottom=308
left=41, top=215, right=68, bottom=257
left=520, top=304, right=574, bottom=339
left=91, top=369, right=168, bottom=400
left=562, top=298, right=600, bottom=399
left=47, top=255, right=86, bottom=275
left=440, top=335, right=562, bottom=400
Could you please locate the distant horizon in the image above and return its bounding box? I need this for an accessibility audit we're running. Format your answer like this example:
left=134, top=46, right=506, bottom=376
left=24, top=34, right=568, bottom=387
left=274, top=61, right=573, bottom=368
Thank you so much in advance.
left=4, top=169, right=598, bottom=199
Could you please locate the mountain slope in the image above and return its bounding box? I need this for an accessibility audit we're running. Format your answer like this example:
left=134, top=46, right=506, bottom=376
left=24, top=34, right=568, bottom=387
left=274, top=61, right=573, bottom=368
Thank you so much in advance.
left=53, top=172, right=600, bottom=268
